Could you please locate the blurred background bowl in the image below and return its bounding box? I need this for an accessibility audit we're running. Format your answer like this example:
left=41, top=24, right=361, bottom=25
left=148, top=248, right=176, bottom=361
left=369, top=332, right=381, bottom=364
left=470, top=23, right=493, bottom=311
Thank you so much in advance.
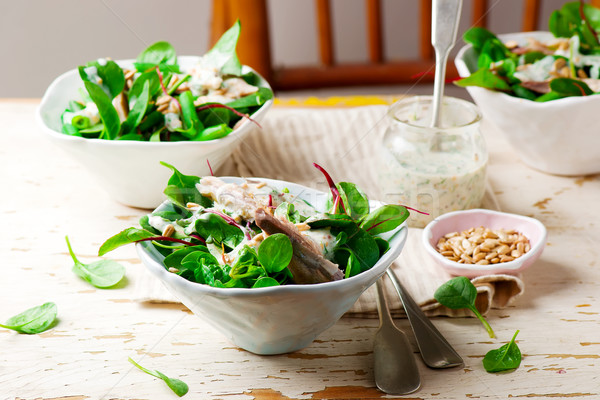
left=136, top=177, right=409, bottom=355
left=455, top=31, right=600, bottom=176
left=422, top=208, right=546, bottom=278
left=36, top=57, right=273, bottom=209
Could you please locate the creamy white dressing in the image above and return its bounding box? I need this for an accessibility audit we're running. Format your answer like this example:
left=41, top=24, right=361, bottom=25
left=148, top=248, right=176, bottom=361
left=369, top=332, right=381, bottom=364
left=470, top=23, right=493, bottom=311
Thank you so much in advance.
left=83, top=66, right=102, bottom=85
left=164, top=112, right=183, bottom=131
left=63, top=102, right=101, bottom=126
left=513, top=55, right=555, bottom=82
left=302, top=228, right=337, bottom=260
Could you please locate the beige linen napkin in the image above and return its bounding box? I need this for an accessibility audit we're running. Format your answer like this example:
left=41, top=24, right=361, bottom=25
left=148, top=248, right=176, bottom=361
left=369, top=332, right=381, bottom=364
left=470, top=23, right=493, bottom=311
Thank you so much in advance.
left=133, top=105, right=524, bottom=316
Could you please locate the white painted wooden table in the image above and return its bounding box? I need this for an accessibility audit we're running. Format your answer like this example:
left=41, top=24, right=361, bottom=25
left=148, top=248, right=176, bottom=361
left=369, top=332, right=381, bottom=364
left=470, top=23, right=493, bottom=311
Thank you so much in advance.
left=1, top=100, right=599, bottom=400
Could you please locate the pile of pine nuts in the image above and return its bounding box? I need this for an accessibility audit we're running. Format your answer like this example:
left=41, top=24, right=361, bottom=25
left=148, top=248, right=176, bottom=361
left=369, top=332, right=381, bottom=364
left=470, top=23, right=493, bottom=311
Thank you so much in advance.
left=436, top=226, right=531, bottom=265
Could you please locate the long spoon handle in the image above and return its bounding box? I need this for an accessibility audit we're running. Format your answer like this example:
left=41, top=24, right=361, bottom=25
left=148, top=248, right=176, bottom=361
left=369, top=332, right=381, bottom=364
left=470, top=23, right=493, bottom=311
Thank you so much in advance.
left=430, top=0, right=463, bottom=128
left=386, top=268, right=463, bottom=368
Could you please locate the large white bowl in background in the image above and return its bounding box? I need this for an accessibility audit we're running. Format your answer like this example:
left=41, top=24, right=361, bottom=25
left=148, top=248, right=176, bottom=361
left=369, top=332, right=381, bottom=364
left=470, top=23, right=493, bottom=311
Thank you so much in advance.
left=36, top=57, right=273, bottom=209
left=136, top=177, right=409, bottom=355
left=455, top=31, right=600, bottom=176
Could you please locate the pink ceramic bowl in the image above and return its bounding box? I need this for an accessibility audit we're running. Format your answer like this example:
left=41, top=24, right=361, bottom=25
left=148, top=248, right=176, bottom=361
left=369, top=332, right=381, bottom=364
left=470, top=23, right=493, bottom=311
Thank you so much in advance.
left=422, top=209, right=547, bottom=277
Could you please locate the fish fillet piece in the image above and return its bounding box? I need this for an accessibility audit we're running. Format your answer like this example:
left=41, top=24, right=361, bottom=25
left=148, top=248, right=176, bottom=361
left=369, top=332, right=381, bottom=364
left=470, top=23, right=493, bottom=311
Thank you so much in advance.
left=197, top=177, right=267, bottom=221
left=255, top=208, right=344, bottom=284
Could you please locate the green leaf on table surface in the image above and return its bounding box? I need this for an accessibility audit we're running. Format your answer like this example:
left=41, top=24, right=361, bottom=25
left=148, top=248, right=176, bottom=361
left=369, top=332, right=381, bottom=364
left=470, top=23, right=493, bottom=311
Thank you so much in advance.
left=204, top=20, right=243, bottom=76
left=454, top=68, right=512, bottom=92
left=194, top=213, right=244, bottom=249
left=79, top=59, right=125, bottom=99
left=128, top=357, right=189, bottom=397
left=0, top=302, right=57, bottom=334
left=360, top=205, right=409, bottom=236
left=121, top=80, right=150, bottom=136
left=83, top=81, right=121, bottom=140
left=549, top=77, right=594, bottom=96
left=258, top=233, right=293, bottom=274
left=134, top=41, right=179, bottom=72
left=66, top=236, right=125, bottom=288
left=434, top=276, right=496, bottom=338
left=98, top=227, right=157, bottom=256
left=483, top=330, right=522, bottom=373
left=160, top=162, right=212, bottom=208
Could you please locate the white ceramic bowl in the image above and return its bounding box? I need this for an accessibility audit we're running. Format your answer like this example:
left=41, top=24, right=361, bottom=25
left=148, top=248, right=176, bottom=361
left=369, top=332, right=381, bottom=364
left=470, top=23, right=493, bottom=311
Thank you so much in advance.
left=36, top=57, right=273, bottom=209
left=455, top=31, right=600, bottom=176
left=136, top=177, right=408, bottom=355
left=422, top=209, right=546, bottom=278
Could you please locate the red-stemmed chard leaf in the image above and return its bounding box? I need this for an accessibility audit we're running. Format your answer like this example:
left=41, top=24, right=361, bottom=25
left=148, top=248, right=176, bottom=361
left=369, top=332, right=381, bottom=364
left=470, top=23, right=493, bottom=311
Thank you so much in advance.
left=207, top=159, right=214, bottom=176
left=205, top=209, right=252, bottom=240
left=196, top=103, right=261, bottom=128
left=313, top=163, right=347, bottom=214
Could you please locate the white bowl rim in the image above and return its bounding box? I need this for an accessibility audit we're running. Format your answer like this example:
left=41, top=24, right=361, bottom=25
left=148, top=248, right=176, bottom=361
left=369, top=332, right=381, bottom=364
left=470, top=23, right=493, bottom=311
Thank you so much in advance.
left=454, top=30, right=600, bottom=107
left=422, top=208, right=547, bottom=273
left=137, top=176, right=408, bottom=297
left=36, top=57, right=273, bottom=147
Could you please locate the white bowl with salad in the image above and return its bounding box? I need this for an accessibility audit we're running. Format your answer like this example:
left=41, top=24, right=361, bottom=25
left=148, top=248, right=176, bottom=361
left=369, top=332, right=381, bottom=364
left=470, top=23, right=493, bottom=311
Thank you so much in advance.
left=100, top=164, right=410, bottom=355
left=36, top=21, right=274, bottom=208
left=454, top=1, right=600, bottom=176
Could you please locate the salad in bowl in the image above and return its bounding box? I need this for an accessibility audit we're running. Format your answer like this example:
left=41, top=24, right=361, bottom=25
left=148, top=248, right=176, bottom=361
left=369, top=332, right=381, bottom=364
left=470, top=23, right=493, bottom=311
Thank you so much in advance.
left=60, top=20, right=272, bottom=142
left=99, top=164, right=409, bottom=354
left=37, top=21, right=274, bottom=208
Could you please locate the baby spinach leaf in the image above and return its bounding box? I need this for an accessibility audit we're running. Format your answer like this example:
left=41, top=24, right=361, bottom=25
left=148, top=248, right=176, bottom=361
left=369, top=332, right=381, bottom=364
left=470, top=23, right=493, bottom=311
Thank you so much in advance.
left=98, top=227, right=157, bottom=256
left=454, top=68, right=511, bottom=91
left=121, top=80, right=150, bottom=135
left=204, top=20, right=242, bottom=76
left=82, top=60, right=125, bottom=99
left=549, top=2, right=600, bottom=51
left=483, top=330, right=522, bottom=372
left=176, top=90, right=203, bottom=139
left=66, top=236, right=125, bottom=288
left=160, top=161, right=212, bottom=208
left=128, top=357, right=188, bottom=397
left=225, top=87, right=273, bottom=108
left=252, top=276, right=280, bottom=288
left=0, top=302, right=57, bottom=334
left=197, top=106, right=232, bottom=127
left=258, top=233, right=293, bottom=274
left=434, top=276, right=496, bottom=338
left=194, top=213, right=243, bottom=249
left=84, top=81, right=121, bottom=140
left=134, top=41, right=178, bottom=72
left=360, top=205, right=409, bottom=236
left=164, top=246, right=209, bottom=270
left=550, top=77, right=593, bottom=96
left=463, top=26, right=499, bottom=53
left=195, top=124, right=232, bottom=141
left=337, top=182, right=369, bottom=220
left=129, top=69, right=161, bottom=104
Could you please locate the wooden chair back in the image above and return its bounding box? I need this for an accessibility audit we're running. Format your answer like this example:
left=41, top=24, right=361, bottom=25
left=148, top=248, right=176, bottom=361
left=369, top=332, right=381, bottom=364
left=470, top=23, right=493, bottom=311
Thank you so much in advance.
left=210, top=0, right=600, bottom=91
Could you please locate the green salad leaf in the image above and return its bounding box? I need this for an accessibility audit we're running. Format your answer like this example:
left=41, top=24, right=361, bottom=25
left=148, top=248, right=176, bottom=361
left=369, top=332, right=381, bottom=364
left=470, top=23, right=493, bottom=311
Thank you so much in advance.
left=204, top=19, right=243, bottom=75
left=0, top=302, right=57, bottom=334
left=66, top=236, right=125, bottom=288
left=483, top=330, right=522, bottom=373
left=434, top=276, right=496, bottom=338
left=456, top=2, right=600, bottom=101
left=128, top=357, right=189, bottom=397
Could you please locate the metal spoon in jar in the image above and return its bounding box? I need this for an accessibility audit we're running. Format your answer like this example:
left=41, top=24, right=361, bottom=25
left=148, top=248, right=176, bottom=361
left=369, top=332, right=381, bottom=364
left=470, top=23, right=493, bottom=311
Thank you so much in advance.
left=430, top=0, right=463, bottom=128
left=386, top=268, right=463, bottom=369
left=373, top=277, right=421, bottom=395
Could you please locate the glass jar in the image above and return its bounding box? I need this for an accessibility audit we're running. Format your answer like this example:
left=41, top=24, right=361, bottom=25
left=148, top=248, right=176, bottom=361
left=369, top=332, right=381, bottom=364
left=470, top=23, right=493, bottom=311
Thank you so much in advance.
left=378, top=96, right=487, bottom=228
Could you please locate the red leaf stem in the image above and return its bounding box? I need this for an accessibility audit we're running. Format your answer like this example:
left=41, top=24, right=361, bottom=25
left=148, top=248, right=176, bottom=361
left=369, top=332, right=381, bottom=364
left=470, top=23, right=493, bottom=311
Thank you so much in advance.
left=313, top=163, right=346, bottom=214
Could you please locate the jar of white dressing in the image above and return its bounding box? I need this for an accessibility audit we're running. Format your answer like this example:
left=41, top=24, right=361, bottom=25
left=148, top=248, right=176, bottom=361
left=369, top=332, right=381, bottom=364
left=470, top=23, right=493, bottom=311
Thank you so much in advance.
left=378, top=96, right=487, bottom=228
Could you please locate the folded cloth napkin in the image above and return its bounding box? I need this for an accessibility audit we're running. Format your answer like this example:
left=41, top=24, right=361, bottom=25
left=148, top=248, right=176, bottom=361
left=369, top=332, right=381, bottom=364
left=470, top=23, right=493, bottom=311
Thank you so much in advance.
left=132, top=104, right=525, bottom=317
